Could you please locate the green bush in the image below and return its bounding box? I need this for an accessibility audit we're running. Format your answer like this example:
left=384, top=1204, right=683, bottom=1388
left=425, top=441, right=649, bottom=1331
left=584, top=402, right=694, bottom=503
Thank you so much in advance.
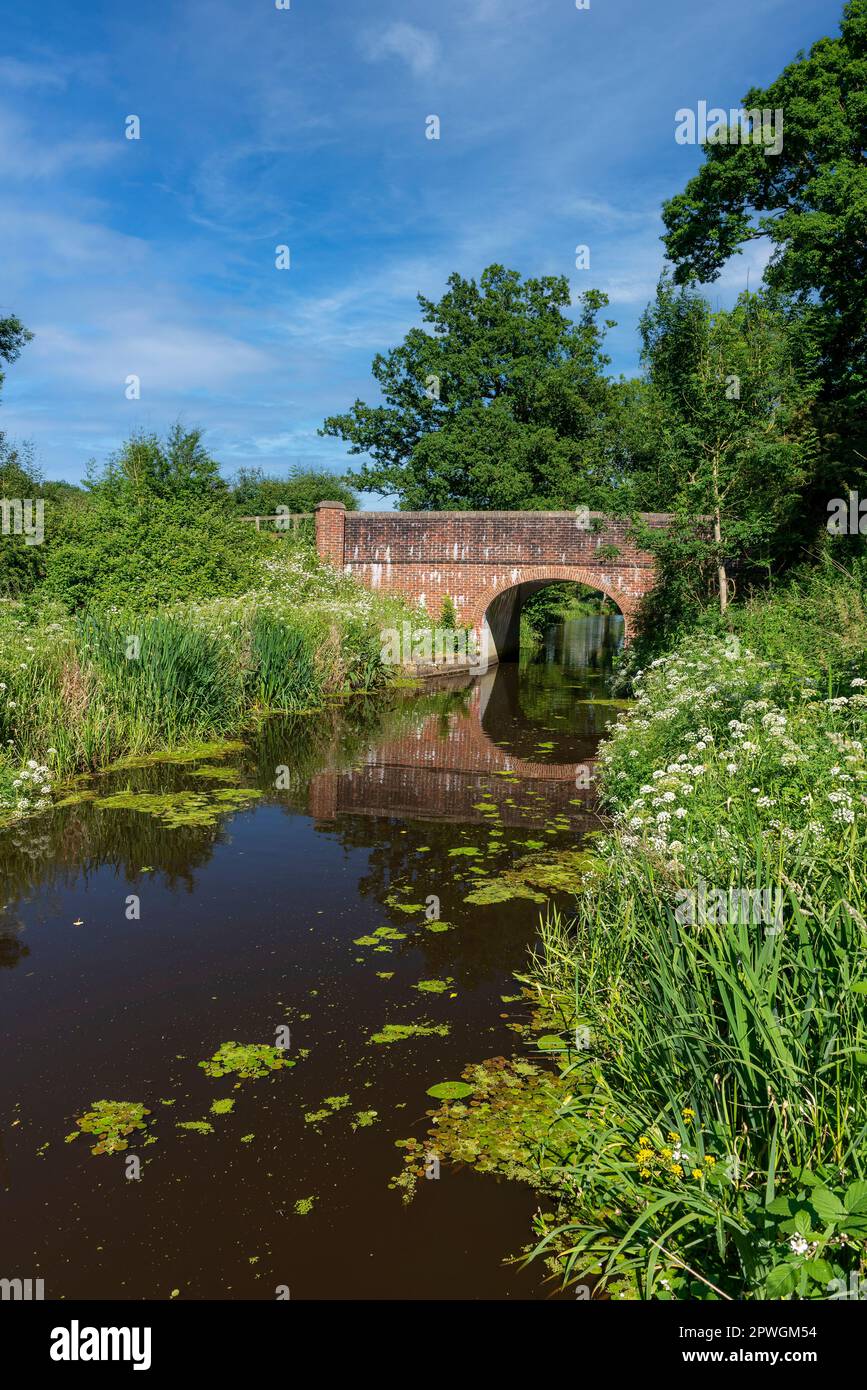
left=42, top=494, right=264, bottom=612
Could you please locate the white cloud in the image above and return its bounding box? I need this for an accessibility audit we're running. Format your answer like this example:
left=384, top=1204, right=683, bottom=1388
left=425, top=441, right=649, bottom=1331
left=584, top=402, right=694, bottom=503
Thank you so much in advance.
left=0, top=109, right=118, bottom=179
left=361, top=23, right=441, bottom=77
left=29, top=319, right=272, bottom=394
left=0, top=57, right=67, bottom=91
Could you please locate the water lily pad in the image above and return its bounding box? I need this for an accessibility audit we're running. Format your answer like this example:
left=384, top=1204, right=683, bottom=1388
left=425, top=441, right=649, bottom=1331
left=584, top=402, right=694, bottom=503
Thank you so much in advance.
left=426, top=1081, right=474, bottom=1101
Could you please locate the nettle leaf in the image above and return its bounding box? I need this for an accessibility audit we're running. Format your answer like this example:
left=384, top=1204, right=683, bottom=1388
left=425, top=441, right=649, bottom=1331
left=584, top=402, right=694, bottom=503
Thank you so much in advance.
left=810, top=1187, right=848, bottom=1223
left=844, top=1180, right=867, bottom=1215
left=766, top=1195, right=795, bottom=1216
left=805, top=1259, right=835, bottom=1286
left=765, top=1263, right=798, bottom=1299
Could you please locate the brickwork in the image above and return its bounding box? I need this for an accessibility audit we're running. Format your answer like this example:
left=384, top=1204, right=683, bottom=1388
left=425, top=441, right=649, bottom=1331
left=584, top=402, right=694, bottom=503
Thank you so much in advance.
left=315, top=503, right=668, bottom=647
left=309, top=685, right=599, bottom=827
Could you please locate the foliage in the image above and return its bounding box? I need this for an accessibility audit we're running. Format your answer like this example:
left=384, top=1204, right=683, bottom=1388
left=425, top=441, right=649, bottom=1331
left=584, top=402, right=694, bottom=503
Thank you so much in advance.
left=634, top=278, right=819, bottom=612
left=528, top=626, right=867, bottom=1298
left=43, top=490, right=263, bottom=612
left=229, top=465, right=357, bottom=515
left=0, top=314, right=32, bottom=395
left=661, top=0, right=867, bottom=498
left=322, top=265, right=620, bottom=511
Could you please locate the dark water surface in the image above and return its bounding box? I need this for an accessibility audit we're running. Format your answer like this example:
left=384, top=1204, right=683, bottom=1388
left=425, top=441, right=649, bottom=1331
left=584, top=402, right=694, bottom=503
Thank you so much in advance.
left=0, top=616, right=623, bottom=1300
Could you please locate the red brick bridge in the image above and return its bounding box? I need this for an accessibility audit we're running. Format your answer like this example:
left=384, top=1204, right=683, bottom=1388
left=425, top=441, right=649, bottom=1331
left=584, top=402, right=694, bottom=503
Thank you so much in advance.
left=315, top=502, right=669, bottom=658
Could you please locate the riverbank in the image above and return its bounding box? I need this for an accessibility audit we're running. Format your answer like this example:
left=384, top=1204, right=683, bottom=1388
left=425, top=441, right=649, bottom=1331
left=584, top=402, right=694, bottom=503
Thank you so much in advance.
left=0, top=543, right=416, bottom=821
left=522, top=578, right=867, bottom=1298
left=408, top=569, right=867, bottom=1299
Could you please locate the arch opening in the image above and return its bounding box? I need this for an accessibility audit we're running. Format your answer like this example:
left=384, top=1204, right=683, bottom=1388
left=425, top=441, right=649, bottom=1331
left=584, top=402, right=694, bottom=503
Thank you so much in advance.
left=480, top=577, right=626, bottom=664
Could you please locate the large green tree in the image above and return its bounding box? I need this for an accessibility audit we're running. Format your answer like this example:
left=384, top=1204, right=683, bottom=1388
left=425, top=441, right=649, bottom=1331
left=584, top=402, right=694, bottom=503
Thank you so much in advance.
left=321, top=265, right=620, bottom=510
left=661, top=0, right=867, bottom=491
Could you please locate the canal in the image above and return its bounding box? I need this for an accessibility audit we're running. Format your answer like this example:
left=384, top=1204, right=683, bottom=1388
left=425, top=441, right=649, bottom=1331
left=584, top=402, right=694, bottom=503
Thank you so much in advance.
left=0, top=615, right=623, bottom=1300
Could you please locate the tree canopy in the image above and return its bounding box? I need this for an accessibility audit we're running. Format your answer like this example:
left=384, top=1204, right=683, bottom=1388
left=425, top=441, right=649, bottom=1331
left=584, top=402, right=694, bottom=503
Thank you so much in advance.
left=661, top=0, right=867, bottom=482
left=321, top=265, right=620, bottom=511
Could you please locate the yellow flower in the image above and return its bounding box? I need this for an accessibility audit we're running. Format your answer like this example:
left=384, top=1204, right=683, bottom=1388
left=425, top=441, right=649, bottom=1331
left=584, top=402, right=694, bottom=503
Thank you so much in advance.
left=660, top=1147, right=672, bottom=1159
left=671, top=1164, right=684, bottom=1178
left=638, top=1136, right=651, bottom=1147
left=667, top=1131, right=679, bottom=1142
left=682, top=1107, right=696, bottom=1122
left=704, top=1155, right=716, bottom=1166
left=692, top=1168, right=703, bottom=1179
left=639, top=1169, right=651, bottom=1179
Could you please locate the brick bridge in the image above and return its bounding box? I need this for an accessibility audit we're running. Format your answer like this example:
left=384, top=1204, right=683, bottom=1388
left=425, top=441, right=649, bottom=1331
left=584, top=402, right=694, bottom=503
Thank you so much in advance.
left=315, top=502, right=670, bottom=658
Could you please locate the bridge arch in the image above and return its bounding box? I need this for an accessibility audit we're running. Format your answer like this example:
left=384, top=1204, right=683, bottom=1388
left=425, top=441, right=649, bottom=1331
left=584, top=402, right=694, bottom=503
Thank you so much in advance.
left=477, top=566, right=637, bottom=662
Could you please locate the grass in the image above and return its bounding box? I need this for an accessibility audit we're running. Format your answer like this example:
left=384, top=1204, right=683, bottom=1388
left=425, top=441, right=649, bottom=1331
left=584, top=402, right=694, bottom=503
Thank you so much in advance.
left=525, top=610, right=867, bottom=1299
left=0, top=538, right=420, bottom=815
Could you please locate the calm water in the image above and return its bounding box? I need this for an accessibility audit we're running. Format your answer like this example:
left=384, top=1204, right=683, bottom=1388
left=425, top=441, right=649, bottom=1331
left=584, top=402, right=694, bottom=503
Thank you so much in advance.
left=0, top=616, right=623, bottom=1301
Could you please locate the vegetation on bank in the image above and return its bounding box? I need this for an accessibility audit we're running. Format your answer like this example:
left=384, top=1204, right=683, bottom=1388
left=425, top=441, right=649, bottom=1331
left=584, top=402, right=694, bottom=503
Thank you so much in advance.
left=520, top=569, right=867, bottom=1299
left=0, top=537, right=414, bottom=815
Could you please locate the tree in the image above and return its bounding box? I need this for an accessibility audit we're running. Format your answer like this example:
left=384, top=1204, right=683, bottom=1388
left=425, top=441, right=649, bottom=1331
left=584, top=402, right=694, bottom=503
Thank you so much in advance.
left=636, top=278, right=818, bottom=614
left=0, top=315, right=32, bottom=396
left=661, top=0, right=867, bottom=492
left=229, top=466, right=358, bottom=514
left=321, top=265, right=620, bottom=510
left=91, top=424, right=226, bottom=504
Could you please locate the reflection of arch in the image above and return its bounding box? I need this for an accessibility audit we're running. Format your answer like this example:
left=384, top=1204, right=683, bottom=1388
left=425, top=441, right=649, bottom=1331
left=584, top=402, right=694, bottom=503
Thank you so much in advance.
left=309, top=676, right=600, bottom=827
left=476, top=567, right=637, bottom=662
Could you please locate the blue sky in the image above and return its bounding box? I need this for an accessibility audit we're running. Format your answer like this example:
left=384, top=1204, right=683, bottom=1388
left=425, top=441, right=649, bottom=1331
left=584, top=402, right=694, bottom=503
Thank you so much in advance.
left=0, top=0, right=842, bottom=502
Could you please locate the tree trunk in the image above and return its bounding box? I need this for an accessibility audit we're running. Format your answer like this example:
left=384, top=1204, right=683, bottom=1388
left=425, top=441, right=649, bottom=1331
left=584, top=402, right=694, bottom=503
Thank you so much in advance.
left=712, top=457, right=727, bottom=615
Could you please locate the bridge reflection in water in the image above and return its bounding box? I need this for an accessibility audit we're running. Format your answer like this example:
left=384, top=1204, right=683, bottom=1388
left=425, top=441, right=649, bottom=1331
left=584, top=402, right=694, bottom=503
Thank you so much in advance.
left=309, top=615, right=624, bottom=831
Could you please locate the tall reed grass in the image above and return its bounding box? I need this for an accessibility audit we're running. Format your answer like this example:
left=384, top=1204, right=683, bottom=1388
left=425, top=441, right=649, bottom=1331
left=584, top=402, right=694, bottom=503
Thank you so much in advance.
left=527, top=630, right=867, bottom=1299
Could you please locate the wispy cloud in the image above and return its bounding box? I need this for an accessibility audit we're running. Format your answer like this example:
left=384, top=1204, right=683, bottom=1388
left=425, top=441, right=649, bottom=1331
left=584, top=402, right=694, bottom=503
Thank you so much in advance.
left=361, top=23, right=441, bottom=77
left=0, top=56, right=67, bottom=91
left=0, top=110, right=118, bottom=180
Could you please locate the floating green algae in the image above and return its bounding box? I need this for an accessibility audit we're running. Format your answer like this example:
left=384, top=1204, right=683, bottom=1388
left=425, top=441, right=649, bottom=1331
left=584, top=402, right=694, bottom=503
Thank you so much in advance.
left=413, top=978, right=453, bottom=994
left=210, top=1098, right=235, bottom=1115
left=53, top=790, right=100, bottom=808
left=294, top=1196, right=316, bottom=1216
left=189, top=765, right=242, bottom=784
left=464, top=849, right=599, bottom=906
left=198, top=1041, right=293, bottom=1079
left=107, top=740, right=247, bottom=770
left=464, top=880, right=546, bottom=906
left=177, top=1120, right=214, bottom=1135
left=304, top=1094, right=350, bottom=1124
left=68, top=1100, right=151, bottom=1156
left=368, top=1021, right=450, bottom=1045
left=94, top=787, right=262, bottom=828
left=352, top=1110, right=379, bottom=1129
left=354, top=926, right=407, bottom=947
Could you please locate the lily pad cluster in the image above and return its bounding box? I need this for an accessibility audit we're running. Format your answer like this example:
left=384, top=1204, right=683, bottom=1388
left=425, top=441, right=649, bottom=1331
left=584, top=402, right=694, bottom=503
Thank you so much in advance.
left=198, top=1041, right=292, bottom=1079
left=67, top=1100, right=151, bottom=1156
